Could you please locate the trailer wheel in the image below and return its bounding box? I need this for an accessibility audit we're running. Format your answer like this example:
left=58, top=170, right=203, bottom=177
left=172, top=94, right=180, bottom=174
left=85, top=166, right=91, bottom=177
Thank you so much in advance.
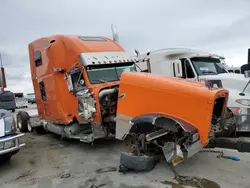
left=119, top=152, right=157, bottom=172
left=17, top=111, right=32, bottom=132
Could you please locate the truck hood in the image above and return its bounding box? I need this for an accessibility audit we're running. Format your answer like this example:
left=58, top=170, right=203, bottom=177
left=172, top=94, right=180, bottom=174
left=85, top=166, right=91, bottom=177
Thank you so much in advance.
left=199, top=73, right=250, bottom=108
left=199, top=73, right=250, bottom=94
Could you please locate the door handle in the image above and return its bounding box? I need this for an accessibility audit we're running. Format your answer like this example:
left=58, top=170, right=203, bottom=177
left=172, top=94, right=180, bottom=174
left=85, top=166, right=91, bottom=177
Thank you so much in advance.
left=118, top=93, right=126, bottom=99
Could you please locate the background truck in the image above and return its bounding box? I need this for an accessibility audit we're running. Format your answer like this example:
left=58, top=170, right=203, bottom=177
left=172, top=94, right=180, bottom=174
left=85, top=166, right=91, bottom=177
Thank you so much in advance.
left=14, top=93, right=28, bottom=109
left=136, top=48, right=250, bottom=136
left=0, top=62, right=25, bottom=161
left=16, top=33, right=244, bottom=166
left=26, top=93, right=36, bottom=104
left=0, top=91, right=16, bottom=112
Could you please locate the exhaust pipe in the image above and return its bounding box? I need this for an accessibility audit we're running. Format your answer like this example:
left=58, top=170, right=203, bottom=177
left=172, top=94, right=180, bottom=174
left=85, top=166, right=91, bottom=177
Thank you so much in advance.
left=111, top=24, right=119, bottom=42
left=99, top=88, right=117, bottom=101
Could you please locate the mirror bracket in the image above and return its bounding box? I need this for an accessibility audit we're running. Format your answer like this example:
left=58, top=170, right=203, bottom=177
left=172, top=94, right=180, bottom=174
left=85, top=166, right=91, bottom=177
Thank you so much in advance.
left=53, top=68, right=65, bottom=73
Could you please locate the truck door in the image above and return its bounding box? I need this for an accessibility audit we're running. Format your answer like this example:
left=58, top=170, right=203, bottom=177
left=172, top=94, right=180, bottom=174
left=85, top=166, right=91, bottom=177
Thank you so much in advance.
left=180, top=59, right=198, bottom=81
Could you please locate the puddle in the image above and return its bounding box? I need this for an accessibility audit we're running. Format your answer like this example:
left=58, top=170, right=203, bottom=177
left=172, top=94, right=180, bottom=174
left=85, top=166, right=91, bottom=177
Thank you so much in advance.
left=161, top=178, right=221, bottom=188
left=117, top=183, right=153, bottom=188
left=160, top=180, right=185, bottom=188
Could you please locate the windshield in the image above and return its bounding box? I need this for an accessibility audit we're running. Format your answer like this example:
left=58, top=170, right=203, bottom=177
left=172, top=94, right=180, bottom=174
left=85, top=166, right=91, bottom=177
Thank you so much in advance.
left=190, top=57, right=228, bottom=75
left=87, top=63, right=136, bottom=84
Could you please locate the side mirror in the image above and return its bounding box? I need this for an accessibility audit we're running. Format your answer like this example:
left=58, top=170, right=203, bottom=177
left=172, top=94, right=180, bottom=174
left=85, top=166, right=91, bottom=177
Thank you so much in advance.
left=134, top=49, right=140, bottom=57
left=0, top=67, right=7, bottom=88
left=173, top=60, right=183, bottom=77
left=244, top=70, right=250, bottom=78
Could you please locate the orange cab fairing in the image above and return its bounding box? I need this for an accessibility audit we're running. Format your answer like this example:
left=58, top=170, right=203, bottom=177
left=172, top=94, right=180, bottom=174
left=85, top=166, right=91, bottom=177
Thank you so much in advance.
left=116, top=72, right=229, bottom=145
left=28, top=35, right=125, bottom=124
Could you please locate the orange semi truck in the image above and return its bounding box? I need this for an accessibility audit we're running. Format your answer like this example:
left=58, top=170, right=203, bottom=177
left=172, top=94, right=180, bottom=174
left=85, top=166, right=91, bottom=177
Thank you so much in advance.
left=16, top=35, right=249, bottom=166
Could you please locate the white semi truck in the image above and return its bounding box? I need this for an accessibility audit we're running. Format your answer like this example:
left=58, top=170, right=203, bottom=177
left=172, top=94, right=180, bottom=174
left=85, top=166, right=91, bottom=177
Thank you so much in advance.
left=136, top=48, right=250, bottom=135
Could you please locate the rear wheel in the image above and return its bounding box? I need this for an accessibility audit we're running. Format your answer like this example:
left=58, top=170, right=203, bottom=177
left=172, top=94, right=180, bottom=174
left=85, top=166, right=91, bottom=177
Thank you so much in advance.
left=35, top=126, right=47, bottom=134
left=17, top=111, right=33, bottom=132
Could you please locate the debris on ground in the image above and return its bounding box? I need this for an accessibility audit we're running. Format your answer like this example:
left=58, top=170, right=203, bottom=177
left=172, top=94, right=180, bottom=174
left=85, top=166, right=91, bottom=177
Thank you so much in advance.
left=60, top=173, right=71, bottom=179
left=95, top=167, right=117, bottom=173
left=90, top=183, right=106, bottom=188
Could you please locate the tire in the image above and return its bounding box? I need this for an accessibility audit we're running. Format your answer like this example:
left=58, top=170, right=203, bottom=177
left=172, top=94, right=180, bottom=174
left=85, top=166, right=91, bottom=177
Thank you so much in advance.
left=11, top=109, right=15, bottom=113
left=35, top=126, right=47, bottom=134
left=215, top=108, right=236, bottom=137
left=16, top=111, right=32, bottom=132
left=0, top=155, right=12, bottom=162
left=119, top=152, right=157, bottom=172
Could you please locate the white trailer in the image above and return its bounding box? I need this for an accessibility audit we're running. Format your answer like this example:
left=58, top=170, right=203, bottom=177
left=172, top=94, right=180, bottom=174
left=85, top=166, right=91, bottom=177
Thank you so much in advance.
left=136, top=48, right=250, bottom=135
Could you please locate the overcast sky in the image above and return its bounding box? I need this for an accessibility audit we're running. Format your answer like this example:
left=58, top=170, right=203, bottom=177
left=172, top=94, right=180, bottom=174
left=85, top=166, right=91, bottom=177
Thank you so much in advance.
left=1, top=0, right=250, bottom=93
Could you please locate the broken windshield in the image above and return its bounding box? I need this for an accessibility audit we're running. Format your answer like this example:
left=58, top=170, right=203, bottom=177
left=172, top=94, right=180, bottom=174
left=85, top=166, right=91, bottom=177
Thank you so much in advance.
left=190, top=57, right=228, bottom=75
left=86, top=62, right=136, bottom=84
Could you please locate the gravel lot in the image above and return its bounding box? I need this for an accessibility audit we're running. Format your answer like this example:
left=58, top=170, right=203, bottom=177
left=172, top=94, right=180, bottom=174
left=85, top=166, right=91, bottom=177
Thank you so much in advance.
left=0, top=105, right=250, bottom=188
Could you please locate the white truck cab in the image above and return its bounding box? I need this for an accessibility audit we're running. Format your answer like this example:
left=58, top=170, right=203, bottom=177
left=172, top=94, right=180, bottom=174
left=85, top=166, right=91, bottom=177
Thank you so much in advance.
left=136, top=48, right=250, bottom=133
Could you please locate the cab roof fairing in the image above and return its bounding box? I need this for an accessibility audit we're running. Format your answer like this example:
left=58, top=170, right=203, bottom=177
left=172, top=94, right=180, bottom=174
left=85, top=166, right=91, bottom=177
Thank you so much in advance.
left=147, top=48, right=225, bottom=61
left=78, top=52, right=138, bottom=67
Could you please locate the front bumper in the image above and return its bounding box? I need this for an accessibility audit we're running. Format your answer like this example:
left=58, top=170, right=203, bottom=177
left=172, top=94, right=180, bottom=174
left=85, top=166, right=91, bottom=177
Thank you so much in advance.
left=230, top=107, right=250, bottom=132
left=0, top=133, right=25, bottom=155
left=162, top=140, right=203, bottom=166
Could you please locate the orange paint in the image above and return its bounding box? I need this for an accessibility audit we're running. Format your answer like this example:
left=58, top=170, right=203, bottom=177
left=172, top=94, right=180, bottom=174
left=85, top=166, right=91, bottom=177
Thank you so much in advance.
left=28, top=35, right=125, bottom=124
left=117, top=72, right=229, bottom=145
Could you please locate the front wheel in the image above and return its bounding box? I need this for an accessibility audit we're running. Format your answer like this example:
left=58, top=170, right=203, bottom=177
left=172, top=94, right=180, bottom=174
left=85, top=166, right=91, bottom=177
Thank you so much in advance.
left=119, top=152, right=157, bottom=172
left=216, top=108, right=236, bottom=137
left=0, top=155, right=12, bottom=163
left=16, top=111, right=33, bottom=132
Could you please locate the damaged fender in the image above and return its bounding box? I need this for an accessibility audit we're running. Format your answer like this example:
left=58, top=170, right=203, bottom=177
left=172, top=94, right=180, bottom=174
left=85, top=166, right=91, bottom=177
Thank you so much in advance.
left=116, top=113, right=198, bottom=140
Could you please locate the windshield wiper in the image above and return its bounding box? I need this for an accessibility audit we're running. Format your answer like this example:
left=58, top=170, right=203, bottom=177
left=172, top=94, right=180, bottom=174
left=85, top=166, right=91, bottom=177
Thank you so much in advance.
left=201, top=71, right=217, bottom=75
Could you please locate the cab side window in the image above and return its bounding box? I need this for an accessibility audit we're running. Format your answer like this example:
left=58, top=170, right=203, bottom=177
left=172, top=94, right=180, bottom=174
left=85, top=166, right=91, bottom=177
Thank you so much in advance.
left=35, top=51, right=42, bottom=67
left=181, top=59, right=195, bottom=78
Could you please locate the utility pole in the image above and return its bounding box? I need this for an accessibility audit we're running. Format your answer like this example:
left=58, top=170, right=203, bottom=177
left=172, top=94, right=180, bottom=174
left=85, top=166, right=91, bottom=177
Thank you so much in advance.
left=0, top=52, right=3, bottom=67
left=248, top=48, right=250, bottom=64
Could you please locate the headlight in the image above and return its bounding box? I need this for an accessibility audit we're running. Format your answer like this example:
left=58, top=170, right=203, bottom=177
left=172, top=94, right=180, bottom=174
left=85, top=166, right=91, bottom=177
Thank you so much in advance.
left=235, top=99, right=250, bottom=106
left=4, top=115, right=17, bottom=135
left=200, top=79, right=223, bottom=90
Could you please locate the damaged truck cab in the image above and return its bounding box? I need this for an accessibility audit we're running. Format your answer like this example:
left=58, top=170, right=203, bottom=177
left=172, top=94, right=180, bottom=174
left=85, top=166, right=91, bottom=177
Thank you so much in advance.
left=19, top=35, right=138, bottom=142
